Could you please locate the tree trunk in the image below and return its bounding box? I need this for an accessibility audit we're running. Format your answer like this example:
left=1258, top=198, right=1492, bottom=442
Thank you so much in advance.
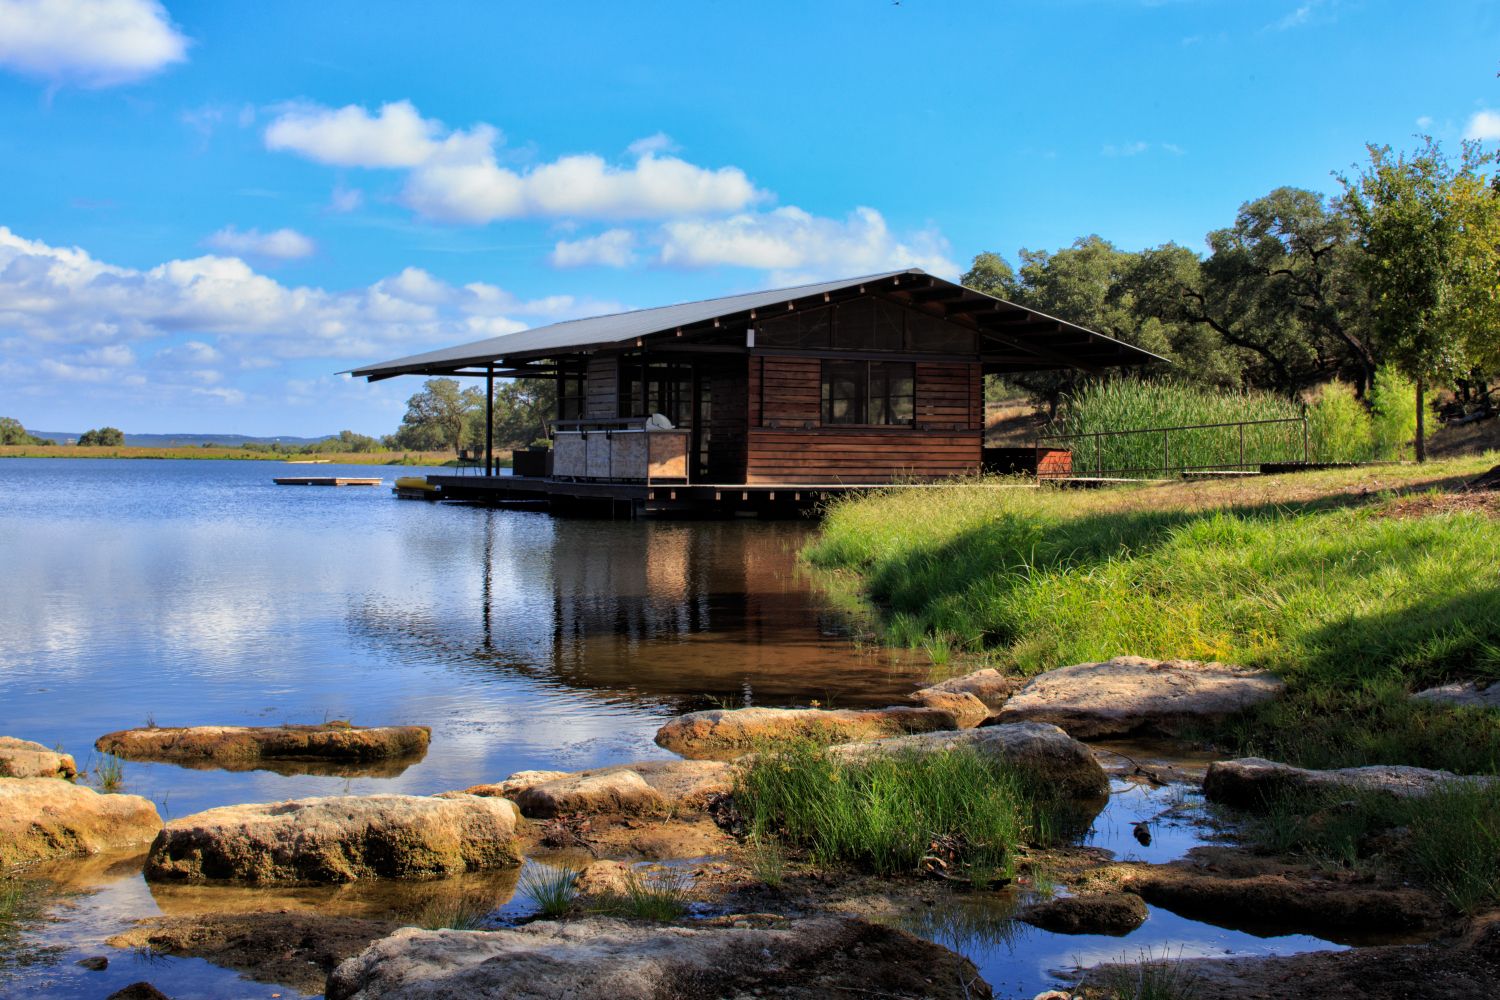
left=1414, top=376, right=1426, bottom=464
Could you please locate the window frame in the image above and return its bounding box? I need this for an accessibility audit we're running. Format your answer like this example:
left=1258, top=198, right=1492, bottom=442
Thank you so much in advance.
left=820, top=359, right=915, bottom=428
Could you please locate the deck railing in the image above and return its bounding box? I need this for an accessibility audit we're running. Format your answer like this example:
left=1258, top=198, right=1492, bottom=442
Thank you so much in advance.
left=1036, top=414, right=1309, bottom=479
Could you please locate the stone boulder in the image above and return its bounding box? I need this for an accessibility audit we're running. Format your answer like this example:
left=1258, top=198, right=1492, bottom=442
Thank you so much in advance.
left=0, top=777, right=161, bottom=868
left=908, top=690, right=991, bottom=728
left=913, top=668, right=1023, bottom=714
left=988, top=656, right=1284, bottom=738
left=96, top=723, right=430, bottom=766
left=0, top=736, right=77, bottom=779
left=326, top=916, right=991, bottom=1000
left=144, top=794, right=520, bottom=884
left=655, top=705, right=959, bottom=758
left=459, top=770, right=569, bottom=799
left=1203, top=757, right=1497, bottom=809
left=1018, top=892, right=1148, bottom=936
left=464, top=760, right=732, bottom=817
left=827, top=722, right=1109, bottom=801
left=1412, top=680, right=1500, bottom=710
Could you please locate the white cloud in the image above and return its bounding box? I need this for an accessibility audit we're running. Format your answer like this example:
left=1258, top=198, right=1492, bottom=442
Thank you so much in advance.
left=551, top=228, right=637, bottom=268
left=264, top=100, right=441, bottom=168
left=1416, top=115, right=1434, bottom=130
left=0, top=224, right=615, bottom=380
left=657, top=206, right=957, bottom=283
left=1464, top=110, right=1500, bottom=141
left=264, top=100, right=764, bottom=224
left=0, top=0, right=187, bottom=87
left=329, top=183, right=363, bottom=213
left=205, top=226, right=316, bottom=260
left=626, top=132, right=677, bottom=158
left=1102, top=141, right=1151, bottom=157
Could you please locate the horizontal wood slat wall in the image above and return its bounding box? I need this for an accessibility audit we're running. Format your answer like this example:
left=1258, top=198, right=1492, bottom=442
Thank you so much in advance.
left=585, top=354, right=618, bottom=418
left=745, top=430, right=980, bottom=483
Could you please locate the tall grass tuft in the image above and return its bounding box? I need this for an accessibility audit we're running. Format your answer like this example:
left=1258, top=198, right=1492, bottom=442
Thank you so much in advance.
left=1305, top=380, right=1374, bottom=462
left=744, top=836, right=786, bottom=888
left=735, top=742, right=1055, bottom=879
left=592, top=867, right=692, bottom=922
left=518, top=862, right=581, bottom=918
left=91, top=755, right=124, bottom=793
left=1087, top=947, right=1200, bottom=1000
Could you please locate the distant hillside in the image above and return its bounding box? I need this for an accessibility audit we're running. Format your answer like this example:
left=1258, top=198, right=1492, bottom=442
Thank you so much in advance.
left=31, top=431, right=338, bottom=447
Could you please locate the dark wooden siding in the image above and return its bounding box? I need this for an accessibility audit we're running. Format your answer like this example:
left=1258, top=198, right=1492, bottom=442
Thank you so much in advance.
left=915, top=362, right=982, bottom=430
left=745, top=429, right=980, bottom=483
left=584, top=354, right=617, bottom=418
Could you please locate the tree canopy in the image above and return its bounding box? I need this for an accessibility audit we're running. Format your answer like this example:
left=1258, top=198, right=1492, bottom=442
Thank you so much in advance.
left=77, top=427, right=125, bottom=447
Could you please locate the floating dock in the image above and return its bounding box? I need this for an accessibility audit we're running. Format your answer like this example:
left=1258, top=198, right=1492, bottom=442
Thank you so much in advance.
left=273, top=476, right=383, bottom=487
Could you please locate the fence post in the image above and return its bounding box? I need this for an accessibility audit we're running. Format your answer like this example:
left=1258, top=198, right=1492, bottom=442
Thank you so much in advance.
left=1302, top=415, right=1309, bottom=465
left=1162, top=429, right=1169, bottom=476
left=1238, top=423, right=1245, bottom=470
left=1095, top=433, right=1102, bottom=477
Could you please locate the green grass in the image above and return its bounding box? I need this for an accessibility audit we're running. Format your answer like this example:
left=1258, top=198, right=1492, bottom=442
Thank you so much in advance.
left=1239, top=783, right=1500, bottom=914
left=734, top=742, right=1057, bottom=879
left=90, top=754, right=124, bottom=793
left=1085, top=947, right=1200, bottom=1000
left=805, top=458, right=1500, bottom=774
left=518, top=862, right=581, bottom=918
left=0, top=877, right=62, bottom=974
left=410, top=895, right=495, bottom=930
left=591, top=867, right=692, bottom=922
left=1052, top=378, right=1411, bottom=475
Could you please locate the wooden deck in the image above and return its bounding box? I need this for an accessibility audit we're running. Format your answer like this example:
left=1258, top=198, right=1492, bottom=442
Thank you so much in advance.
left=426, top=474, right=1034, bottom=517
left=273, top=476, right=384, bottom=486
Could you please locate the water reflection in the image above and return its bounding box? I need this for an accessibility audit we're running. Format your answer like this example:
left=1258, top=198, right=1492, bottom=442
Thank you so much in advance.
left=352, top=512, right=927, bottom=713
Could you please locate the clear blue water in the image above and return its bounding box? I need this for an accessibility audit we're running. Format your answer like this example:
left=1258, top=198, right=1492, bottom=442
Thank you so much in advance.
left=0, top=459, right=1349, bottom=999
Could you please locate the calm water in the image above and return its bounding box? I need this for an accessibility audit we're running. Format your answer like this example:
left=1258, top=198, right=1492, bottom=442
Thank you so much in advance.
left=0, top=459, right=1346, bottom=999
left=0, top=458, right=923, bottom=817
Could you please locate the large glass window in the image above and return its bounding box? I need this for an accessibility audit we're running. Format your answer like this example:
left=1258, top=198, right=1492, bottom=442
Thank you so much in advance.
left=821, top=360, right=914, bottom=426
left=557, top=370, right=586, bottom=421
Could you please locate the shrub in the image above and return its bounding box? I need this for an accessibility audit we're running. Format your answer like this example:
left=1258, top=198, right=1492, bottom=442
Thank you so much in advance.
left=1306, top=380, right=1374, bottom=462
left=1368, top=365, right=1420, bottom=460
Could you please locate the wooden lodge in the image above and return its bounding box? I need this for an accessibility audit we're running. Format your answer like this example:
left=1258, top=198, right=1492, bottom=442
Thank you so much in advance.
left=349, top=269, right=1161, bottom=516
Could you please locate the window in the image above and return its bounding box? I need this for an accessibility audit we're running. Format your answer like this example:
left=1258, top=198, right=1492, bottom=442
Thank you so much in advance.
left=821, top=360, right=914, bottom=426
left=557, top=370, right=586, bottom=421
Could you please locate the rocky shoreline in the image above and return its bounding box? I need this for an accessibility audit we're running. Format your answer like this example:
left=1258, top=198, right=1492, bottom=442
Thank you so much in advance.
left=4, top=655, right=1498, bottom=998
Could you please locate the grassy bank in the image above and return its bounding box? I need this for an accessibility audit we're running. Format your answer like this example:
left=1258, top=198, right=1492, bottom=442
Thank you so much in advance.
left=0, top=445, right=490, bottom=466
left=805, top=455, right=1500, bottom=774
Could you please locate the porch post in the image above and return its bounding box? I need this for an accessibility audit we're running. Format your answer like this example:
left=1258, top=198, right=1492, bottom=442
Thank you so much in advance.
left=485, top=364, right=494, bottom=476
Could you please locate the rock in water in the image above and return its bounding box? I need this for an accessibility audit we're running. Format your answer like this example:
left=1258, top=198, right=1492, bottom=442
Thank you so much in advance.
left=989, top=656, right=1284, bottom=738
left=464, top=759, right=732, bottom=818
left=325, top=917, right=992, bottom=1000
left=96, top=724, right=430, bottom=765
left=654, top=705, right=960, bottom=757
left=913, top=668, right=1023, bottom=714
left=144, top=794, right=520, bottom=884
left=826, top=722, right=1110, bottom=800
left=909, top=690, right=992, bottom=728
left=0, top=777, right=162, bottom=868
left=1018, top=893, right=1148, bottom=936
left=0, top=736, right=78, bottom=779
left=1203, top=757, right=1497, bottom=809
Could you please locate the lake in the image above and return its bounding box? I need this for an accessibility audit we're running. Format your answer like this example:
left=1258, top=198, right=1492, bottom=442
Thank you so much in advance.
left=0, top=459, right=1345, bottom=999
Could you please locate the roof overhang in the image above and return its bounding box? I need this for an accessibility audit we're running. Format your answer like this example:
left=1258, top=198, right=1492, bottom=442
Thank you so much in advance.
left=346, top=269, right=1167, bottom=381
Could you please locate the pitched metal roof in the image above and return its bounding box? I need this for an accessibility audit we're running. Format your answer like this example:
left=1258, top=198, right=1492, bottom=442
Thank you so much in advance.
left=347, top=268, right=1165, bottom=380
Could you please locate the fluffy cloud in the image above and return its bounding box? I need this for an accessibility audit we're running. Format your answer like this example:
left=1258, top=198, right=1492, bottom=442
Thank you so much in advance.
left=551, top=229, right=637, bottom=268
left=264, top=100, right=763, bottom=224
left=0, top=0, right=187, bottom=87
left=264, top=100, right=440, bottom=169
left=657, top=206, right=957, bottom=283
left=0, top=225, right=619, bottom=399
left=1464, top=110, right=1500, bottom=141
left=205, top=226, right=316, bottom=260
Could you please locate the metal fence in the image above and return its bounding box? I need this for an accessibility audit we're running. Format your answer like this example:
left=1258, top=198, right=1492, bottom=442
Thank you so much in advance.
left=1037, top=415, right=1310, bottom=479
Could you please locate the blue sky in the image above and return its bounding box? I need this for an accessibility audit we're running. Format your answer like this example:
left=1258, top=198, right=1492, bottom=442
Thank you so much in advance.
left=1, top=0, right=1497, bottom=436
